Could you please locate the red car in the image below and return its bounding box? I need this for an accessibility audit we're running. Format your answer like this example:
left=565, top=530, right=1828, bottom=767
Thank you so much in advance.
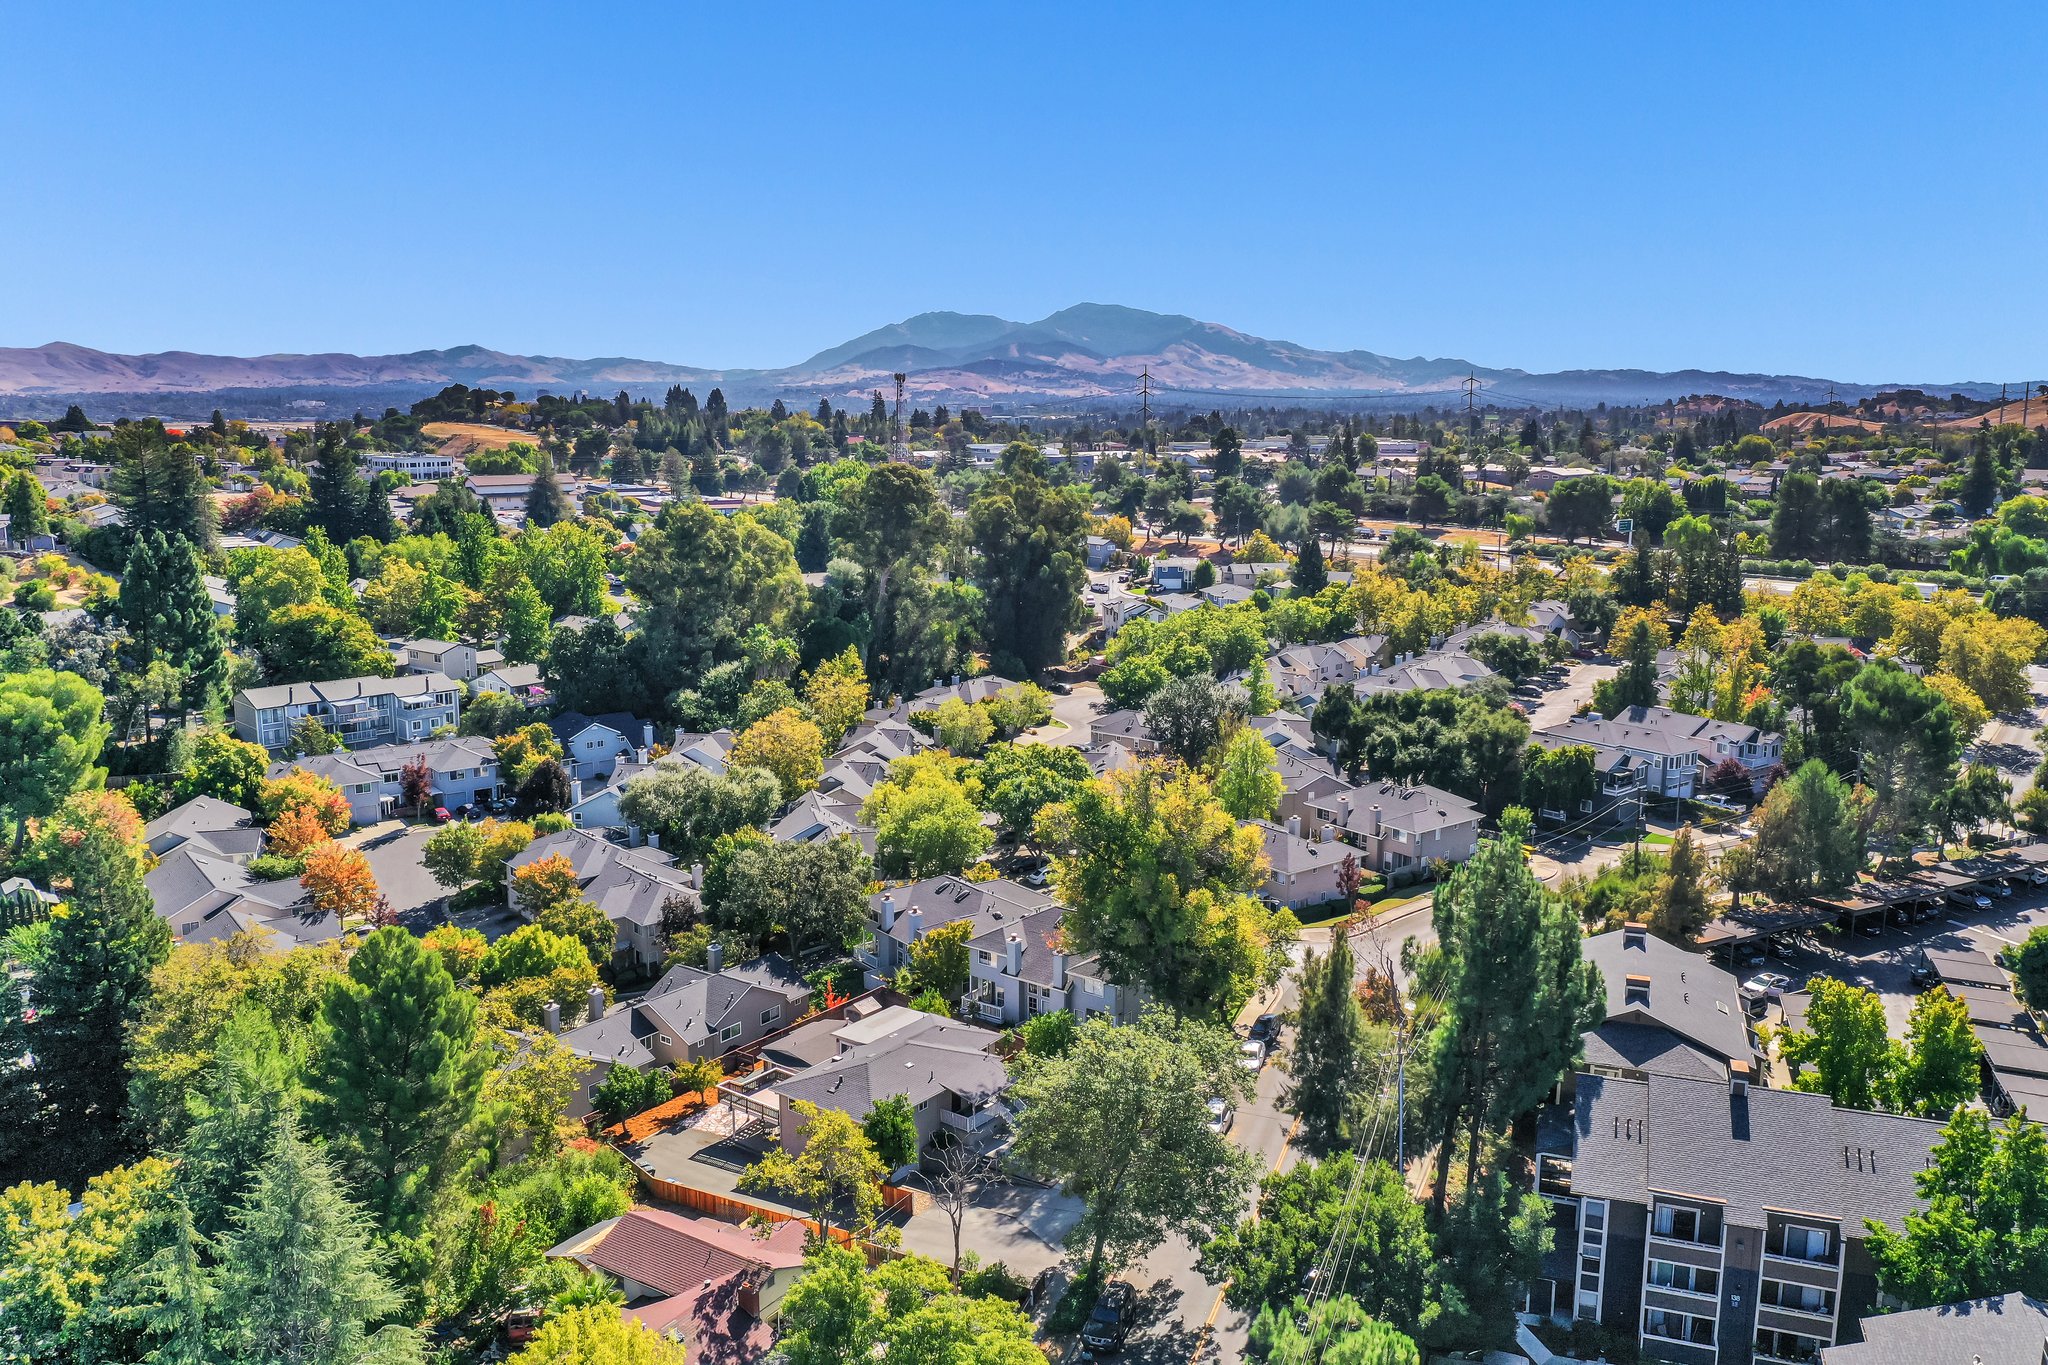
left=432, top=806, right=452, bottom=823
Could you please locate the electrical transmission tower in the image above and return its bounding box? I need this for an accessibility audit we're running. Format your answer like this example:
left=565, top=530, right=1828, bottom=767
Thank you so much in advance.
left=891, top=372, right=908, bottom=462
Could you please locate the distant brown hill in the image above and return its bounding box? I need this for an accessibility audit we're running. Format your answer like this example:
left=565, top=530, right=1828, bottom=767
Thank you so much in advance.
left=0, top=306, right=2009, bottom=412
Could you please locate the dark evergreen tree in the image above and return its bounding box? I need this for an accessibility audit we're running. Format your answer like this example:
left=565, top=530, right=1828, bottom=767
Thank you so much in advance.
left=17, top=804, right=171, bottom=1182
left=53, top=402, right=92, bottom=433
left=306, top=423, right=370, bottom=543
left=704, top=388, right=729, bottom=444
left=1962, top=433, right=2001, bottom=518
left=796, top=501, right=835, bottom=573
left=1293, top=535, right=1328, bottom=593
left=523, top=453, right=574, bottom=527
left=117, top=530, right=228, bottom=720
left=108, top=424, right=217, bottom=550
left=1284, top=931, right=1374, bottom=1151
left=305, top=927, right=486, bottom=1244
left=4, top=470, right=51, bottom=541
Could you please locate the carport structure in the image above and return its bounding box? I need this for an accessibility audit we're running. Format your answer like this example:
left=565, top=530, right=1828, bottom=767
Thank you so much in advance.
left=1695, top=902, right=1831, bottom=957
left=1805, top=875, right=1942, bottom=937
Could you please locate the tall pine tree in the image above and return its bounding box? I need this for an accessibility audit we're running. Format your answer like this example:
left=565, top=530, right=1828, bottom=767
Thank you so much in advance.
left=306, top=423, right=370, bottom=542
left=4, top=470, right=51, bottom=542
left=1421, top=808, right=1602, bottom=1211
left=109, top=425, right=217, bottom=551
left=118, top=530, right=228, bottom=720
left=1283, top=930, right=1375, bottom=1151
left=212, top=1118, right=414, bottom=1365
left=25, top=796, right=171, bottom=1182
left=523, top=452, right=574, bottom=527
left=305, top=927, right=485, bottom=1246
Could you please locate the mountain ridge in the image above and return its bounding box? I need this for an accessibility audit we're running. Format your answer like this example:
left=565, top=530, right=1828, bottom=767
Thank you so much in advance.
left=0, top=305, right=2007, bottom=414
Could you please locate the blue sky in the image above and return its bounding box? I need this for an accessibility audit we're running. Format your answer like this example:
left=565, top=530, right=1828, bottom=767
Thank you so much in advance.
left=4, top=2, right=2043, bottom=383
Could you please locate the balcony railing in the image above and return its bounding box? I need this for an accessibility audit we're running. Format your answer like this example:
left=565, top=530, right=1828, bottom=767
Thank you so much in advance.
left=939, top=1106, right=1003, bottom=1134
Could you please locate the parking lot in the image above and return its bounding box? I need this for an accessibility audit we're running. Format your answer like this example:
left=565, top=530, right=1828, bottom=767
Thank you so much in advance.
left=1725, top=873, right=2048, bottom=1038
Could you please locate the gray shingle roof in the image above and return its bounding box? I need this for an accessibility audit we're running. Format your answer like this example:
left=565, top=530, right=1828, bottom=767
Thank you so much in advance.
left=1821, top=1292, right=2048, bottom=1365
left=1572, top=1073, right=1943, bottom=1233
left=237, top=671, right=454, bottom=710
left=774, top=1013, right=1006, bottom=1122
left=1580, top=927, right=1752, bottom=1072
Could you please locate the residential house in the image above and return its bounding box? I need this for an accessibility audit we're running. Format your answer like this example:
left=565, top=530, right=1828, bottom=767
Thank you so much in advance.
left=0, top=513, right=57, bottom=554
left=1151, top=556, right=1203, bottom=592
left=506, top=828, right=699, bottom=973
left=471, top=661, right=547, bottom=705
left=858, top=874, right=1052, bottom=988
left=1536, top=710, right=1702, bottom=800
left=1085, top=535, right=1115, bottom=569
left=550, top=711, right=657, bottom=782
left=398, top=638, right=503, bottom=682
left=272, top=735, right=500, bottom=824
left=1271, top=747, right=1361, bottom=835
left=1302, top=779, right=1483, bottom=878
left=145, top=845, right=337, bottom=950
left=904, top=674, right=1021, bottom=714
left=767, top=789, right=875, bottom=857
left=232, top=672, right=460, bottom=752
left=142, top=795, right=264, bottom=863
left=1351, top=648, right=1496, bottom=699
left=1822, top=1293, right=2048, bottom=1365
left=962, top=901, right=1132, bottom=1028
left=1251, top=817, right=1351, bottom=911
left=1267, top=636, right=1390, bottom=703
left=1538, top=1072, right=1945, bottom=1365
left=746, top=1006, right=1009, bottom=1157
left=667, top=729, right=737, bottom=776
left=1596, top=705, right=1784, bottom=789
left=548, top=1210, right=807, bottom=1361
left=1096, top=588, right=1165, bottom=640
left=1087, top=708, right=1156, bottom=752
left=1579, top=924, right=1757, bottom=1085
left=552, top=948, right=811, bottom=1117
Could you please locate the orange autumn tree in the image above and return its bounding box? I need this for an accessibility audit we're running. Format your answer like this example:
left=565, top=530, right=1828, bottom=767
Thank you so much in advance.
left=267, top=803, right=333, bottom=860
left=510, top=853, right=580, bottom=917
left=256, top=769, right=351, bottom=836
left=301, top=842, right=380, bottom=922
left=510, top=853, right=611, bottom=966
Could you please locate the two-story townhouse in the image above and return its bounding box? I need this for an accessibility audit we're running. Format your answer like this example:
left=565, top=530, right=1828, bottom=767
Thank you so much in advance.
left=1304, top=780, right=1484, bottom=877
left=1151, top=556, right=1203, bottom=592
left=747, top=1006, right=1009, bottom=1159
left=858, top=874, right=1050, bottom=989
left=231, top=672, right=461, bottom=752
left=1530, top=730, right=1648, bottom=824
left=1251, top=816, right=1351, bottom=911
left=1538, top=1073, right=1943, bottom=1365
left=1272, top=746, right=1361, bottom=835
left=272, top=735, right=501, bottom=824
left=1631, top=706, right=1784, bottom=789
left=397, top=638, right=501, bottom=682
left=1350, top=648, right=1496, bottom=700
left=145, top=844, right=337, bottom=950
left=1537, top=711, right=1702, bottom=800
left=551, top=947, right=811, bottom=1117
left=549, top=711, right=657, bottom=782
left=1087, top=708, right=1157, bottom=752
left=1267, top=636, right=1391, bottom=703
left=962, top=902, right=1132, bottom=1028
left=507, top=828, right=699, bottom=973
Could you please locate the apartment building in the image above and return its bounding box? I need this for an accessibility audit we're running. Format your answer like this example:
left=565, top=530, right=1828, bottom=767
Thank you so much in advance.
left=1538, top=1073, right=1943, bottom=1364
left=365, top=450, right=455, bottom=480
left=232, top=672, right=460, bottom=752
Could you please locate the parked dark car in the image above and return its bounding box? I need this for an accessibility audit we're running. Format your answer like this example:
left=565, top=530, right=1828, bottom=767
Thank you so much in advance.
left=1248, top=1013, right=1281, bottom=1043
left=1081, top=1282, right=1136, bottom=1352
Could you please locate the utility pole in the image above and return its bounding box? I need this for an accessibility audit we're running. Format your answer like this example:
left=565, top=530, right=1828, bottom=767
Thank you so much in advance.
left=891, top=372, right=908, bottom=462
left=1395, top=1023, right=1408, bottom=1168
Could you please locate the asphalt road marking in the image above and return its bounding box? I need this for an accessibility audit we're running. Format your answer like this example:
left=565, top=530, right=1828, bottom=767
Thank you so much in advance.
left=1189, top=1115, right=1303, bottom=1362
